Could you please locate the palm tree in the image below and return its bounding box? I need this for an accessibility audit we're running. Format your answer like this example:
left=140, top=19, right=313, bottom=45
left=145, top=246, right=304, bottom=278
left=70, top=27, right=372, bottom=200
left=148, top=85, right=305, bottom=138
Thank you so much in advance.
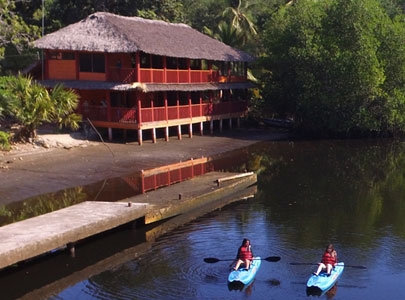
left=222, top=0, right=258, bottom=37
left=4, top=74, right=81, bottom=140
left=6, top=75, right=53, bottom=139
left=204, top=21, right=245, bottom=47
left=49, top=84, right=81, bottom=131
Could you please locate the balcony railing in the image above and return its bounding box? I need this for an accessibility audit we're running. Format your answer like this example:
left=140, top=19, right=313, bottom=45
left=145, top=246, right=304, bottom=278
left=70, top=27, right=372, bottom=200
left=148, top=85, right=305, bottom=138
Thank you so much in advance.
left=105, top=67, right=245, bottom=84
left=81, top=101, right=247, bottom=124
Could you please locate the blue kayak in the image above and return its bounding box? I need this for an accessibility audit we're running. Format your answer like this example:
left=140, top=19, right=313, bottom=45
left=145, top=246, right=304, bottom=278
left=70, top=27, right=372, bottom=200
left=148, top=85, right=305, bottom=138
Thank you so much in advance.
left=306, top=262, right=344, bottom=292
left=228, top=257, right=261, bottom=285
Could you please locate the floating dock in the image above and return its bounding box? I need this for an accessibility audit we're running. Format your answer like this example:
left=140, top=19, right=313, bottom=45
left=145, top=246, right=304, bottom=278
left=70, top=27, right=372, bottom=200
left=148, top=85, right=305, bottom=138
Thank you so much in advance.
left=0, top=171, right=256, bottom=270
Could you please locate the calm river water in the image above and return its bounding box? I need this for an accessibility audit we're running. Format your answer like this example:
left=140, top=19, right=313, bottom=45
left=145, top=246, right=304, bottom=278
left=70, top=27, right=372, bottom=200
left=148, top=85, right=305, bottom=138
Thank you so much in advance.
left=3, top=138, right=405, bottom=299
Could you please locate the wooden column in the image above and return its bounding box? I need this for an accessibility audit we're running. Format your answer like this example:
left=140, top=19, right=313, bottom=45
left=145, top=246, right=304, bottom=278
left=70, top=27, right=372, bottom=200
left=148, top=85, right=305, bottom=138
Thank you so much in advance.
left=106, top=91, right=112, bottom=140
left=138, top=129, right=143, bottom=145
left=164, top=91, right=169, bottom=142
left=200, top=122, right=204, bottom=136
left=152, top=128, right=156, bottom=143
left=108, top=128, right=113, bottom=141
left=187, top=59, right=191, bottom=83
left=178, top=125, right=182, bottom=140
left=136, top=52, right=141, bottom=82
left=188, top=92, right=192, bottom=138
left=189, top=123, right=193, bottom=138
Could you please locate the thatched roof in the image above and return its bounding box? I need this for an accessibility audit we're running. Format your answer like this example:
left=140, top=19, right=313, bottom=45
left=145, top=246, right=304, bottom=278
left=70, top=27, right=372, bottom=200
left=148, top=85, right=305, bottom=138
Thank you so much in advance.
left=33, top=12, right=253, bottom=62
left=38, top=80, right=255, bottom=92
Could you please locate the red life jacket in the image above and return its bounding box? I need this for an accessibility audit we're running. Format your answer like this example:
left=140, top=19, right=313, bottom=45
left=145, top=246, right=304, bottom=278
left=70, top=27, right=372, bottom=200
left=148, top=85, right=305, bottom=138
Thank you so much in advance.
left=238, top=245, right=253, bottom=260
left=321, top=252, right=336, bottom=265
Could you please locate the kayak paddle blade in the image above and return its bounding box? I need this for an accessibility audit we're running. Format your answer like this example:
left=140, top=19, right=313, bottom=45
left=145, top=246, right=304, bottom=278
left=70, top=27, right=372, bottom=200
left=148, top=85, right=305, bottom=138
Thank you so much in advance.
left=264, top=256, right=281, bottom=262
left=204, top=257, right=221, bottom=263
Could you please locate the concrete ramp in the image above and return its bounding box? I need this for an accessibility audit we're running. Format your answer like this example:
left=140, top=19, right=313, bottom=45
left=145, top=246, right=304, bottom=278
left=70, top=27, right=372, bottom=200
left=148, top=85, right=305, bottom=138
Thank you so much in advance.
left=0, top=201, right=151, bottom=270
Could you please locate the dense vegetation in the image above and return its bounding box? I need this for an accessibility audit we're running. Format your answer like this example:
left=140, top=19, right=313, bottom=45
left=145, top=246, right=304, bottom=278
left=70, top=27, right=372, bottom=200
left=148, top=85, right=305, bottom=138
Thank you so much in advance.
left=1, top=0, right=405, bottom=139
left=262, top=0, right=405, bottom=137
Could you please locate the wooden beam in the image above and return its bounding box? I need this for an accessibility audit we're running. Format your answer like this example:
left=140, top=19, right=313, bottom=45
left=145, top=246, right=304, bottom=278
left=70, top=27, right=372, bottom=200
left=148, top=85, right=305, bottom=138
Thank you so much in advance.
left=217, top=172, right=255, bottom=186
left=142, top=157, right=211, bottom=177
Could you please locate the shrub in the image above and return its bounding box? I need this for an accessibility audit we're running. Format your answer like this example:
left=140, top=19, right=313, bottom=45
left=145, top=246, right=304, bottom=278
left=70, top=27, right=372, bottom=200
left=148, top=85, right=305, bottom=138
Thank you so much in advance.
left=0, top=131, right=10, bottom=151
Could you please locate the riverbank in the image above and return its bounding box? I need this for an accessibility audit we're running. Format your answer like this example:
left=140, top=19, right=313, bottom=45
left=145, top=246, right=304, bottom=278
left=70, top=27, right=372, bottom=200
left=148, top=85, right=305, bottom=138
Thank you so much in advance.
left=0, top=127, right=291, bottom=205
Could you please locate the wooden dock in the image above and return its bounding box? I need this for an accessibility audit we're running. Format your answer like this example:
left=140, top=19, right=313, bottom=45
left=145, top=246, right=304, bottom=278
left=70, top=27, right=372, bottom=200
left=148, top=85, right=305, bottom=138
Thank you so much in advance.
left=0, top=171, right=256, bottom=271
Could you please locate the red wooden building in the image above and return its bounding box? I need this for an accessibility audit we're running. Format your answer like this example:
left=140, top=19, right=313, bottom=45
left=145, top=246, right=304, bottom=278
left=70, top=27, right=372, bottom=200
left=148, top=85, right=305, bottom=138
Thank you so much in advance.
left=33, top=12, right=254, bottom=145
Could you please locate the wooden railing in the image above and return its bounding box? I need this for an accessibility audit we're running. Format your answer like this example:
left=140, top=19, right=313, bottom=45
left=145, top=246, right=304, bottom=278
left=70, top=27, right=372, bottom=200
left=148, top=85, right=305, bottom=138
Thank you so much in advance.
left=81, top=101, right=247, bottom=124
left=140, top=157, right=215, bottom=193
left=105, top=67, right=246, bottom=84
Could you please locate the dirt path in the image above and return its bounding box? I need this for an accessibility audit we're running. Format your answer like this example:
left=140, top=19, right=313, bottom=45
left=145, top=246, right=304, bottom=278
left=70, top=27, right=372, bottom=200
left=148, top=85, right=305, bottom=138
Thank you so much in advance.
left=0, top=128, right=290, bottom=205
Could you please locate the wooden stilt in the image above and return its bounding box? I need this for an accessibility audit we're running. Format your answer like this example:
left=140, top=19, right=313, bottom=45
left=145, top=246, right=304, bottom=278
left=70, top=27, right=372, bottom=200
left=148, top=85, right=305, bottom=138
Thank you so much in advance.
left=108, top=128, right=113, bottom=141
left=178, top=125, right=182, bottom=140
left=229, top=118, right=232, bottom=129
left=152, top=128, right=156, bottom=143
left=189, top=123, right=193, bottom=138
left=210, top=120, right=214, bottom=135
left=138, top=129, right=143, bottom=145
left=200, top=122, right=204, bottom=136
left=165, top=127, right=169, bottom=141
left=220, top=119, right=223, bottom=132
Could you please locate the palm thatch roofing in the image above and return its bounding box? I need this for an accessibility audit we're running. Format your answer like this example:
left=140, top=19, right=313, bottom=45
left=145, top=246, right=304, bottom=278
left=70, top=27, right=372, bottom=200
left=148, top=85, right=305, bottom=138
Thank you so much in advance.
left=39, top=80, right=255, bottom=92
left=34, top=12, right=253, bottom=62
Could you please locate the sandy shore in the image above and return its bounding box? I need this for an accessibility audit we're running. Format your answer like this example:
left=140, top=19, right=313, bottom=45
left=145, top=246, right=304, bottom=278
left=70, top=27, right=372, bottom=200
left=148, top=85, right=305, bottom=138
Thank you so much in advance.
left=0, top=128, right=290, bottom=205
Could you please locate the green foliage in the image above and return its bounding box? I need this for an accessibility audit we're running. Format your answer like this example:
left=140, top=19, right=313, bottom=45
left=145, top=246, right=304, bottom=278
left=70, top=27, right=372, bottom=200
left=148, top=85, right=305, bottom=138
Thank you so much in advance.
left=0, top=0, right=41, bottom=74
left=0, top=130, right=10, bottom=151
left=203, top=21, right=246, bottom=47
left=49, top=84, right=81, bottom=131
left=2, top=75, right=81, bottom=140
left=261, top=0, right=405, bottom=137
left=5, top=74, right=52, bottom=138
left=0, top=75, right=7, bottom=118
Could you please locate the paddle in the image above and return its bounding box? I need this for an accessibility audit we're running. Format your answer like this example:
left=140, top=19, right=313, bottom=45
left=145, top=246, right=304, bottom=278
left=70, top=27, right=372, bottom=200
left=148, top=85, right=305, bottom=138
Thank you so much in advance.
left=204, top=256, right=281, bottom=263
left=290, top=262, right=367, bottom=269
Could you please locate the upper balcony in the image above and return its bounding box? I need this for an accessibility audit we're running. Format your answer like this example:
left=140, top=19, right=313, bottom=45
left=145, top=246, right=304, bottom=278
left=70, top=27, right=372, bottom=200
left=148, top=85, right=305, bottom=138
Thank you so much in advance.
left=44, top=51, right=248, bottom=85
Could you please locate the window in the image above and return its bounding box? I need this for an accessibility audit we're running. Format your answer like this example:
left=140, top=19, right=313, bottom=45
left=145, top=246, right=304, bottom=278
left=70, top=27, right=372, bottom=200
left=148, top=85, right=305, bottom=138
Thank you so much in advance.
left=190, top=59, right=200, bottom=70
left=79, top=53, right=105, bottom=73
left=212, top=61, right=228, bottom=76
left=151, top=55, right=163, bottom=69
left=179, top=92, right=188, bottom=105
left=167, top=91, right=177, bottom=105
left=201, top=60, right=208, bottom=70
left=140, top=52, right=151, bottom=68
left=191, top=92, right=201, bottom=104
left=232, top=62, right=245, bottom=76
left=154, top=92, right=165, bottom=107
left=49, top=51, right=75, bottom=60
left=167, top=56, right=188, bottom=70
left=178, top=58, right=187, bottom=70
left=167, top=57, right=177, bottom=69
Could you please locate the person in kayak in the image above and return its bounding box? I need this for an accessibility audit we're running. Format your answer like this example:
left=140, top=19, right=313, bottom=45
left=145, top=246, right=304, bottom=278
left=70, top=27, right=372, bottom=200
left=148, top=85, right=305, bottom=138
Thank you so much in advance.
left=232, top=238, right=254, bottom=270
left=312, top=244, right=338, bottom=276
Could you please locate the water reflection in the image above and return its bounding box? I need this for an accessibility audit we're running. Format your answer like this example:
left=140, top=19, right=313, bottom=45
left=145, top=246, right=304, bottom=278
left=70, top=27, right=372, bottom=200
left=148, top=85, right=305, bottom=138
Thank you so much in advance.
left=0, top=147, right=253, bottom=226
left=3, top=138, right=405, bottom=299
